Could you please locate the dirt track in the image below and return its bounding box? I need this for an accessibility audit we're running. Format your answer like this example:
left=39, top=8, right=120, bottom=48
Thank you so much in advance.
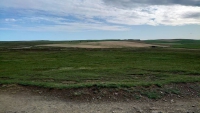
left=38, top=41, right=167, bottom=48
left=1, top=93, right=200, bottom=113
left=0, top=85, right=200, bottom=113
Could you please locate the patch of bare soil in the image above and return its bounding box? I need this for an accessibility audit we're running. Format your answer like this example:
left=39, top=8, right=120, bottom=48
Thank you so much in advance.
left=38, top=41, right=168, bottom=48
left=0, top=83, right=200, bottom=113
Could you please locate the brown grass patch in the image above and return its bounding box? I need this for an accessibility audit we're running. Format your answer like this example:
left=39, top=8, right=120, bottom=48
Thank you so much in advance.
left=38, top=41, right=167, bottom=48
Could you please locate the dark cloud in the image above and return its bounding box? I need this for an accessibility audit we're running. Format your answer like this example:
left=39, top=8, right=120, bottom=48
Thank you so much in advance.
left=103, top=0, right=200, bottom=7
left=182, top=12, right=200, bottom=18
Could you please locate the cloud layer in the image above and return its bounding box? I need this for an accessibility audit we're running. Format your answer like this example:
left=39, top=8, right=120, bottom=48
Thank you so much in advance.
left=103, top=0, right=200, bottom=7
left=0, top=0, right=200, bottom=31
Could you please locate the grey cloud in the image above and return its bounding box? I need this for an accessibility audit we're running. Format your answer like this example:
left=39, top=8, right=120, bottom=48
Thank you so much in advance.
left=182, top=12, right=200, bottom=18
left=103, top=0, right=200, bottom=7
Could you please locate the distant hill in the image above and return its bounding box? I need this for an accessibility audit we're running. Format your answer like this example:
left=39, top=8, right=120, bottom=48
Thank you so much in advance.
left=144, top=39, right=200, bottom=49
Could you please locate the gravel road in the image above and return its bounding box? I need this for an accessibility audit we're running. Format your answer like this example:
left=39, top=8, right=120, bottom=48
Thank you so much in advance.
left=1, top=93, right=200, bottom=113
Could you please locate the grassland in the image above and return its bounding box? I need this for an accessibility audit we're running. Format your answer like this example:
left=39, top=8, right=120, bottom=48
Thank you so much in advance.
left=144, top=39, right=200, bottom=49
left=0, top=39, right=120, bottom=49
left=0, top=40, right=200, bottom=90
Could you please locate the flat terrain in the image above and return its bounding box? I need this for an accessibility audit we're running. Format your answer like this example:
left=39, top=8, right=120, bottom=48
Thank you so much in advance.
left=37, top=41, right=167, bottom=48
left=0, top=39, right=200, bottom=112
left=0, top=85, right=200, bottom=113
left=1, top=45, right=200, bottom=89
left=1, top=93, right=199, bottom=113
left=144, top=39, right=200, bottom=49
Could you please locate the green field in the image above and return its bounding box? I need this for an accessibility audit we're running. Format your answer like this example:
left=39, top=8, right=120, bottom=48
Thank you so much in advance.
left=1, top=40, right=200, bottom=89
left=144, top=39, right=200, bottom=49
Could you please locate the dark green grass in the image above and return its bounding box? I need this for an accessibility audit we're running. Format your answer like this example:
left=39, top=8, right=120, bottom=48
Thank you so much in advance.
left=0, top=45, right=200, bottom=89
left=144, top=39, right=200, bottom=49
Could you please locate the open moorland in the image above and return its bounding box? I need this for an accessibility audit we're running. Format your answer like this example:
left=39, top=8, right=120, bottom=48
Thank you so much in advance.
left=37, top=40, right=167, bottom=48
left=0, top=39, right=200, bottom=112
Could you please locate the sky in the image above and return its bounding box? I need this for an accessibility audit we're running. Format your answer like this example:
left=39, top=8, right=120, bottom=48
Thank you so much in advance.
left=0, top=0, right=200, bottom=41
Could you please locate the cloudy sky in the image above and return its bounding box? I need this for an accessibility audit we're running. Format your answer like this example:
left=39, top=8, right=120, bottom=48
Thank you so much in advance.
left=0, top=0, right=200, bottom=41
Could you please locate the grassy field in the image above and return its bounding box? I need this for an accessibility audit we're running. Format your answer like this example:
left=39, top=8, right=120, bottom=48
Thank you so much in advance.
left=144, top=39, right=200, bottom=49
left=0, top=39, right=120, bottom=49
left=0, top=40, right=200, bottom=89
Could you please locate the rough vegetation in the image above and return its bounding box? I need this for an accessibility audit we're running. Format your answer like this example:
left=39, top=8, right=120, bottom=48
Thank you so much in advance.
left=1, top=39, right=200, bottom=112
